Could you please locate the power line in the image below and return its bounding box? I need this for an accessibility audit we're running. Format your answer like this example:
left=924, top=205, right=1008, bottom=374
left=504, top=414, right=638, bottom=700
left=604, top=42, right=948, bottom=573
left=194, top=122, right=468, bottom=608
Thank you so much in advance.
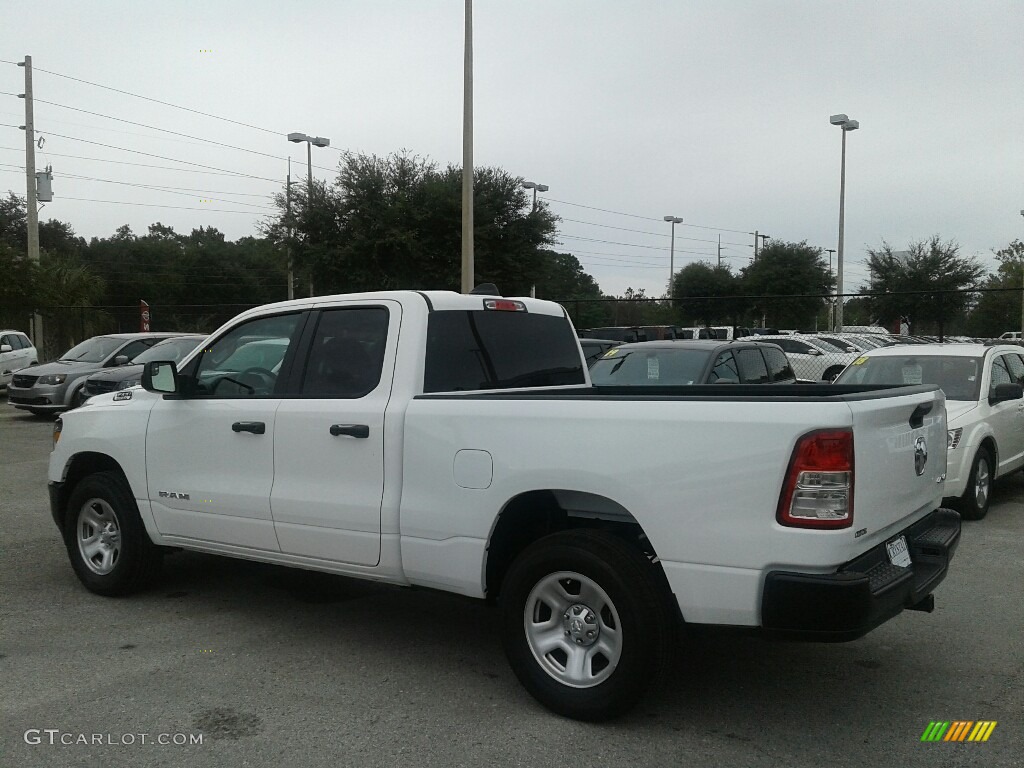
left=547, top=197, right=754, bottom=235
left=0, top=91, right=339, bottom=173
left=0, top=125, right=282, bottom=182
left=557, top=233, right=717, bottom=257
left=0, top=145, right=281, bottom=181
left=559, top=216, right=752, bottom=247
left=26, top=64, right=285, bottom=137
left=57, top=196, right=268, bottom=215
left=0, top=162, right=275, bottom=199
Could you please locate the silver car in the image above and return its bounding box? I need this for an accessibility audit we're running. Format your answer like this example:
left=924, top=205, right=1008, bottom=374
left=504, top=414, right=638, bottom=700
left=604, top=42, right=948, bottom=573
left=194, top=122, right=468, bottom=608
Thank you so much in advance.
left=7, top=332, right=177, bottom=415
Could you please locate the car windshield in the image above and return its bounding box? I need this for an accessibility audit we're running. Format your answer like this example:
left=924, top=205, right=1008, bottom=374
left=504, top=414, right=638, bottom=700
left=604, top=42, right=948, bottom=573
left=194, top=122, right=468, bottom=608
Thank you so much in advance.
left=589, top=348, right=713, bottom=386
left=834, top=355, right=983, bottom=401
left=804, top=337, right=845, bottom=353
left=133, top=337, right=204, bottom=365
left=59, top=336, right=123, bottom=363
left=817, top=336, right=860, bottom=352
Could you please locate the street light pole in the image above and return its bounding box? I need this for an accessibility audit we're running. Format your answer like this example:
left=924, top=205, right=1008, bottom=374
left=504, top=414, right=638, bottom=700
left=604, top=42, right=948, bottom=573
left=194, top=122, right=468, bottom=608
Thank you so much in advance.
left=826, top=248, right=836, bottom=330
left=831, top=113, right=859, bottom=332
left=287, top=132, right=330, bottom=297
left=461, top=0, right=474, bottom=293
left=522, top=180, right=549, bottom=212
left=523, top=182, right=549, bottom=298
left=1019, top=209, right=1024, bottom=336
left=664, top=216, right=683, bottom=293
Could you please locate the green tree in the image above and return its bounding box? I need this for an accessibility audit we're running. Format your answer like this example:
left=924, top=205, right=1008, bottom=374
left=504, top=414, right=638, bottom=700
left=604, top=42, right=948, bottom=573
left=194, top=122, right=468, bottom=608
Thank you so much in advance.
left=533, top=250, right=611, bottom=328
left=739, top=241, right=833, bottom=329
left=861, top=236, right=985, bottom=336
left=263, top=150, right=562, bottom=296
left=670, top=262, right=741, bottom=327
left=966, top=240, right=1023, bottom=338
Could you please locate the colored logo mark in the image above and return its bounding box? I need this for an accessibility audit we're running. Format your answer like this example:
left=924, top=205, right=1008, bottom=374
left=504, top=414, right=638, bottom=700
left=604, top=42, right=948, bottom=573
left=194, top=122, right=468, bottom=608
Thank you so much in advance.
left=921, top=721, right=997, bottom=742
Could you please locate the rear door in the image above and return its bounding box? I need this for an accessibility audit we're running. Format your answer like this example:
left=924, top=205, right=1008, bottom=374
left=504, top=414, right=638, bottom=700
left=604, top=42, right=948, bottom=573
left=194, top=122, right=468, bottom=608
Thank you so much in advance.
left=989, top=354, right=1024, bottom=473
left=845, top=387, right=946, bottom=542
left=270, top=303, right=398, bottom=566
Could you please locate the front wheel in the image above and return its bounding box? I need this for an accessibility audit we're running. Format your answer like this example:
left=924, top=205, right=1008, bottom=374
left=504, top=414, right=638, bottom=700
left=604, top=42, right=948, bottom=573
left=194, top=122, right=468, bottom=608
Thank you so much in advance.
left=64, top=471, right=163, bottom=595
left=958, top=447, right=993, bottom=520
left=823, top=365, right=844, bottom=382
left=499, top=530, right=674, bottom=721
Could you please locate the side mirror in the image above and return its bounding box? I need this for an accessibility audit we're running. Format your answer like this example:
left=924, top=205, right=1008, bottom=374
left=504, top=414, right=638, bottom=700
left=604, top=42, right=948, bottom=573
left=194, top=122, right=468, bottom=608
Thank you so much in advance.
left=0, top=344, right=11, bottom=353
left=142, top=360, right=179, bottom=394
left=990, top=382, right=1024, bottom=404
left=808, top=349, right=823, bottom=356
left=114, top=354, right=131, bottom=366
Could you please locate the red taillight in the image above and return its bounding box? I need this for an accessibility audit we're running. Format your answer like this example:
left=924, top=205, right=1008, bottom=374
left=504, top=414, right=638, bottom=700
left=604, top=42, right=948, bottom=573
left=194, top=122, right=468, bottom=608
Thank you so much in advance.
left=777, top=429, right=854, bottom=529
left=483, top=299, right=527, bottom=312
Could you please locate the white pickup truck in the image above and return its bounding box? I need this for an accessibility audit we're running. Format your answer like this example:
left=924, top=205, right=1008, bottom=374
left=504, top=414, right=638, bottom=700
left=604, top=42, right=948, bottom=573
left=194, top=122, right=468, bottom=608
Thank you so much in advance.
left=48, top=290, right=960, bottom=720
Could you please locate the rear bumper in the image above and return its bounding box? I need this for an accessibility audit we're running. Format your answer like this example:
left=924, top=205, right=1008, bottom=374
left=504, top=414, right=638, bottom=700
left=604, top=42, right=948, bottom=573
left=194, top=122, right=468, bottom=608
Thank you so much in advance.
left=761, top=508, right=961, bottom=642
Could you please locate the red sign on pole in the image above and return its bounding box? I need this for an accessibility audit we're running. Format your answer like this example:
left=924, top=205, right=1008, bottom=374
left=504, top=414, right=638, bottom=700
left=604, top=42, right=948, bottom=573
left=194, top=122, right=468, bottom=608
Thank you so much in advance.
left=140, top=300, right=151, bottom=332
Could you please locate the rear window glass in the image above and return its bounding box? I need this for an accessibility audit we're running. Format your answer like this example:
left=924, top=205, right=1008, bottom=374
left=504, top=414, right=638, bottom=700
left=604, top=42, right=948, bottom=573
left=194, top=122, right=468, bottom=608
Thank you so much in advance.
left=424, top=310, right=585, bottom=392
left=589, top=348, right=713, bottom=386
left=763, top=346, right=796, bottom=382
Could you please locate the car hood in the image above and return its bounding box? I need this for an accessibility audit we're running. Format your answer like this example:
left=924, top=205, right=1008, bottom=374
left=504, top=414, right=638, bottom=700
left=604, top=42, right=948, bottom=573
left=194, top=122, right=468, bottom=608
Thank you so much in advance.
left=87, top=364, right=144, bottom=383
left=946, top=401, right=979, bottom=424
left=27, top=360, right=103, bottom=376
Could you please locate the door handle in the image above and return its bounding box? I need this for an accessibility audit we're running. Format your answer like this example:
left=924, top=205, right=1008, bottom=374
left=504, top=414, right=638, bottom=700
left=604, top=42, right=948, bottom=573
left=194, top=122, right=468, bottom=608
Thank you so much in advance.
left=909, top=402, right=933, bottom=429
left=231, top=421, right=266, bottom=434
left=330, top=424, right=369, bottom=438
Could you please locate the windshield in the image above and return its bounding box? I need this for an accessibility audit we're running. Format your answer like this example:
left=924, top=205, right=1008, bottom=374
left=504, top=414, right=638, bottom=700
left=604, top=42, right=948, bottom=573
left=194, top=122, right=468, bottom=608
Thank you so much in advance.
left=834, top=355, right=982, bottom=401
left=817, top=336, right=860, bottom=352
left=804, top=337, right=846, bottom=354
left=589, top=347, right=713, bottom=386
left=59, top=336, right=123, bottom=363
left=134, top=337, right=204, bottom=365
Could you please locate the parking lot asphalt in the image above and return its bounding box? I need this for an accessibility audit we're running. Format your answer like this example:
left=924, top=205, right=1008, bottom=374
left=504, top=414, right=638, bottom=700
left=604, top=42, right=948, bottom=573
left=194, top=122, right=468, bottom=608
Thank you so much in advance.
left=1, top=396, right=1022, bottom=768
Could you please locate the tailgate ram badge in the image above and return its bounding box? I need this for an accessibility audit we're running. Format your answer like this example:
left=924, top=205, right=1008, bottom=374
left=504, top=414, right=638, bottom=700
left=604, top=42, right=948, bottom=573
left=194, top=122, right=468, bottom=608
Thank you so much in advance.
left=914, top=436, right=928, bottom=476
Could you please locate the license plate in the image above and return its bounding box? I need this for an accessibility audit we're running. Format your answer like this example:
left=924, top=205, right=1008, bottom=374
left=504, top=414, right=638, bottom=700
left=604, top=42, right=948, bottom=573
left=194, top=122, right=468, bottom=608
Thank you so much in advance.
left=886, top=536, right=912, bottom=568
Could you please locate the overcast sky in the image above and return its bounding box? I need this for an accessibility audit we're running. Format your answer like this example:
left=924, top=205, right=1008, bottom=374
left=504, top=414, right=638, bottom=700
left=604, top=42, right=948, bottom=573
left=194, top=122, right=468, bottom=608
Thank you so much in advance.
left=3, top=1, right=1022, bottom=298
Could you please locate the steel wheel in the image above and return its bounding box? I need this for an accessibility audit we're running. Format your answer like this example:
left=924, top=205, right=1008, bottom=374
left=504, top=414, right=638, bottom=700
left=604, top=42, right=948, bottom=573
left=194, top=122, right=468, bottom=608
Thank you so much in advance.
left=76, top=498, right=122, bottom=575
left=524, top=571, right=622, bottom=689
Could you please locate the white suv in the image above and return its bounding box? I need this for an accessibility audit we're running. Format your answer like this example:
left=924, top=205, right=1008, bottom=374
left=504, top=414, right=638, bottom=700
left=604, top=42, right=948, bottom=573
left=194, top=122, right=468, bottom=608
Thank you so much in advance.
left=834, top=343, right=1024, bottom=520
left=0, top=330, right=38, bottom=388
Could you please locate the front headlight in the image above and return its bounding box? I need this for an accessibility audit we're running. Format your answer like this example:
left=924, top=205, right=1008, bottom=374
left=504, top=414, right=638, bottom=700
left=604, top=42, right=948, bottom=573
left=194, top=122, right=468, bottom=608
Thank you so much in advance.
left=947, top=428, right=963, bottom=449
left=117, top=379, right=140, bottom=390
left=38, top=374, right=67, bottom=385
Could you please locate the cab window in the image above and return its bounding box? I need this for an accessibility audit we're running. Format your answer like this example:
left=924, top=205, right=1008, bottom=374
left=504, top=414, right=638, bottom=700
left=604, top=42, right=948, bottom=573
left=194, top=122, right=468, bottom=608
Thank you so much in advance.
left=300, top=308, right=389, bottom=398
left=190, top=314, right=302, bottom=397
left=737, top=348, right=770, bottom=384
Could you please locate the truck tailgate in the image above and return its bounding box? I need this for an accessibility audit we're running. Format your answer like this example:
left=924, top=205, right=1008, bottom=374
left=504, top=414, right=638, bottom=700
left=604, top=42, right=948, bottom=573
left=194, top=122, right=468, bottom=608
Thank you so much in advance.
left=846, top=386, right=946, bottom=545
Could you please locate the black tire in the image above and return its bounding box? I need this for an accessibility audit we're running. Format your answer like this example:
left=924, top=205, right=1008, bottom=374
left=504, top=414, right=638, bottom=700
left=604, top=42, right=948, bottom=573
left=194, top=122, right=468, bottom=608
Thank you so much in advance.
left=69, top=387, right=85, bottom=410
left=64, top=471, right=163, bottom=595
left=957, top=447, right=993, bottom=521
left=499, top=530, right=674, bottom=721
left=823, top=365, right=844, bottom=382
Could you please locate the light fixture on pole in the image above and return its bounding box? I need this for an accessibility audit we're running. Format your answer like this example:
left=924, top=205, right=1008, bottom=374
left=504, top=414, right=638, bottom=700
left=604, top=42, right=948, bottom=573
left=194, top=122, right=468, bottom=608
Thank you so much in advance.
left=830, top=113, right=859, bottom=331
left=288, top=132, right=330, bottom=296
left=522, top=181, right=549, bottom=212
left=664, top=216, right=683, bottom=292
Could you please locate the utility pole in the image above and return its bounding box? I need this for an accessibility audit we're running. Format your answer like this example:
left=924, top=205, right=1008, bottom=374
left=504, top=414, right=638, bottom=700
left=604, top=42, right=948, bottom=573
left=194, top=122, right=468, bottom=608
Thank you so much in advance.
left=286, top=158, right=293, bottom=300
left=18, top=55, right=43, bottom=351
left=758, top=233, right=770, bottom=252
left=717, top=234, right=721, bottom=268
left=461, top=0, right=474, bottom=293
left=753, top=230, right=759, bottom=260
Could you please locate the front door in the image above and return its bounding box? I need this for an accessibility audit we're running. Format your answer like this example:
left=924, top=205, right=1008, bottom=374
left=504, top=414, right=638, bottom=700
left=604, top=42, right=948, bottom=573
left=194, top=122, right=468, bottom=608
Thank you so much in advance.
left=146, top=312, right=305, bottom=551
left=270, top=303, right=397, bottom=566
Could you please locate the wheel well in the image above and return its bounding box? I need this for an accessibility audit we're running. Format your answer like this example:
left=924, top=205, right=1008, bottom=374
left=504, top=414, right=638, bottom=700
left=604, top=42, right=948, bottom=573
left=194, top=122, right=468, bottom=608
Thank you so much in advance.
left=484, top=490, right=657, bottom=601
left=979, top=436, right=997, bottom=471
left=56, top=452, right=129, bottom=531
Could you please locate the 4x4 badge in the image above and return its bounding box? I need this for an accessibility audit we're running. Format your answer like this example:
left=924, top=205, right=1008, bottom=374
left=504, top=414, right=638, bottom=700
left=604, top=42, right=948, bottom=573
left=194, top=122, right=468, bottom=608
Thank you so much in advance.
left=914, top=436, right=928, bottom=476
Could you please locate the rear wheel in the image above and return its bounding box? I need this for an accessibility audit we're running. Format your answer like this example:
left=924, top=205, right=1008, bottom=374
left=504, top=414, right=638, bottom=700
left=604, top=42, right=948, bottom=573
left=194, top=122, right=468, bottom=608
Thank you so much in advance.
left=64, top=471, right=163, bottom=595
left=958, top=447, right=993, bottom=520
left=499, top=530, right=673, bottom=721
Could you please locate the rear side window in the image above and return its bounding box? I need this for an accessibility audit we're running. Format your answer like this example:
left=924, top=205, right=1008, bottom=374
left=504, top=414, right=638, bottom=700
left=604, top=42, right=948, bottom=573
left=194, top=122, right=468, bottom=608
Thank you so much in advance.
left=1003, top=353, right=1024, bottom=386
left=763, top=346, right=796, bottom=382
left=736, top=348, right=770, bottom=384
left=301, top=308, right=389, bottom=398
left=424, top=310, right=585, bottom=392
left=709, top=351, right=739, bottom=383
left=17, top=334, right=32, bottom=349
